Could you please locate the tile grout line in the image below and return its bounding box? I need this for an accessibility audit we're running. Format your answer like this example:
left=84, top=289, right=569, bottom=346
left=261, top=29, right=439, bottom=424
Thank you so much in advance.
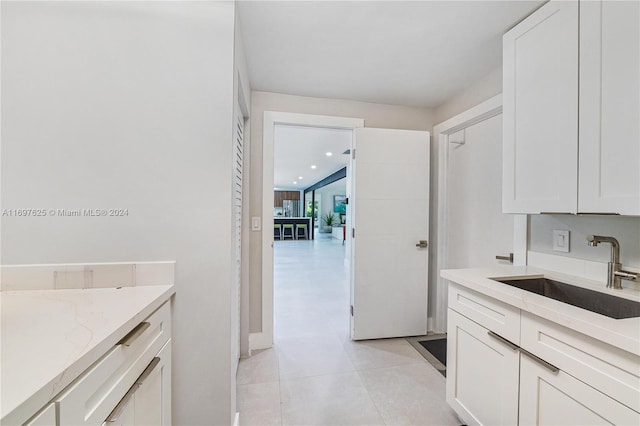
left=354, top=368, right=388, bottom=425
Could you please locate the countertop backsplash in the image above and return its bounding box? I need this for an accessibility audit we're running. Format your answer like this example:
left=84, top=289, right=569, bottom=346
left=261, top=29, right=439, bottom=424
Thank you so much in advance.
left=0, top=261, right=175, bottom=291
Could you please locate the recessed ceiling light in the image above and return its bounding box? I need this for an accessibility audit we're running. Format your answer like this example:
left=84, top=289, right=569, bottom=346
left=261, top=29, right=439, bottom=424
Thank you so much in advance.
left=293, top=181, right=297, bottom=185
left=311, top=165, right=317, bottom=169
left=326, top=152, right=333, bottom=157
left=298, top=176, right=303, bottom=180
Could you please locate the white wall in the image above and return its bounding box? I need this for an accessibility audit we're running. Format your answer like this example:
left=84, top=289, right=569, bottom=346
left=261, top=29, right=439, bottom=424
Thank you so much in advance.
left=429, top=66, right=503, bottom=330
left=433, top=67, right=503, bottom=125
left=249, top=91, right=433, bottom=332
left=529, top=215, right=640, bottom=268
left=1, top=2, right=242, bottom=424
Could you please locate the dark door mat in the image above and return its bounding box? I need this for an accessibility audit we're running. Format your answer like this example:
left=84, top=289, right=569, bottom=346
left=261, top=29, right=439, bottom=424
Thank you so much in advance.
left=418, top=338, right=447, bottom=368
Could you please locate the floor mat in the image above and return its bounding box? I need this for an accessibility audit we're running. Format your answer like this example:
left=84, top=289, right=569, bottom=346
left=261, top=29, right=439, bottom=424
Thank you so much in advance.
left=418, top=338, right=447, bottom=367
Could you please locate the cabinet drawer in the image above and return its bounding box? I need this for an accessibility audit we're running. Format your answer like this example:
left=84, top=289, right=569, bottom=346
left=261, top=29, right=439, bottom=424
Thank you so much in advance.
left=521, top=311, right=640, bottom=413
left=57, top=301, right=171, bottom=425
left=448, top=282, right=521, bottom=344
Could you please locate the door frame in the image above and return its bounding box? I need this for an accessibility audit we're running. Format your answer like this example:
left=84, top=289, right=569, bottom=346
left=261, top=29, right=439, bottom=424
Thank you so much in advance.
left=253, top=111, right=364, bottom=351
left=432, top=94, right=527, bottom=334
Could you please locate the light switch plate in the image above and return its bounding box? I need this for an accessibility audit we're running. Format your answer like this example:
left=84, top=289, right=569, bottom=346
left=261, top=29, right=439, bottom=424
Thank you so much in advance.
left=251, top=217, right=261, bottom=231
left=553, top=230, right=570, bottom=253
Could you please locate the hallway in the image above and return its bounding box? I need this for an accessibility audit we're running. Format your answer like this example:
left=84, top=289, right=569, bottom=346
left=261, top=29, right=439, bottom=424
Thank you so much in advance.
left=237, top=235, right=459, bottom=425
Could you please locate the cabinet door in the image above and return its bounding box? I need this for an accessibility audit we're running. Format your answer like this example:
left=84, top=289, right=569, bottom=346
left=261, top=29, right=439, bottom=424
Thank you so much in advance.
left=102, top=401, right=135, bottom=426
left=25, top=404, right=56, bottom=426
left=519, top=354, right=640, bottom=425
left=104, top=340, right=172, bottom=426
left=446, top=310, right=520, bottom=426
left=133, top=340, right=172, bottom=426
left=579, top=0, right=640, bottom=215
left=503, top=0, right=579, bottom=214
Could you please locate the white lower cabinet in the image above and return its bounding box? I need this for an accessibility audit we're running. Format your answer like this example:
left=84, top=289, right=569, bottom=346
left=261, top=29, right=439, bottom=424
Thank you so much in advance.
left=519, top=354, right=638, bottom=426
left=57, top=302, right=172, bottom=425
left=446, top=282, right=640, bottom=426
left=446, top=310, right=519, bottom=426
left=103, top=340, right=172, bottom=426
left=24, top=404, right=56, bottom=426
left=19, top=301, right=173, bottom=426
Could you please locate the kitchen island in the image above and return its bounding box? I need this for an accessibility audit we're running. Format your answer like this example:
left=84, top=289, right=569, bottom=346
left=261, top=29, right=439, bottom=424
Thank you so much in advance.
left=274, top=217, right=312, bottom=239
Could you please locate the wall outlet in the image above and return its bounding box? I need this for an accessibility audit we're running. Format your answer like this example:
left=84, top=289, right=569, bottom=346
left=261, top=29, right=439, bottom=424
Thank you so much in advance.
left=552, top=230, right=570, bottom=253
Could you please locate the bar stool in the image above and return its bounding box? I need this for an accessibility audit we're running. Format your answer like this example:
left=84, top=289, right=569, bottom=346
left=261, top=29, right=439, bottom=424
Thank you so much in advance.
left=295, top=223, right=308, bottom=240
left=282, top=223, right=295, bottom=240
left=274, top=224, right=283, bottom=240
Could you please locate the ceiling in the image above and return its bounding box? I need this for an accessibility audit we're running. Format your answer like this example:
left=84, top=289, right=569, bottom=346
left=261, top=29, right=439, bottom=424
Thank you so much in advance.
left=274, top=125, right=352, bottom=190
left=238, top=0, right=544, bottom=107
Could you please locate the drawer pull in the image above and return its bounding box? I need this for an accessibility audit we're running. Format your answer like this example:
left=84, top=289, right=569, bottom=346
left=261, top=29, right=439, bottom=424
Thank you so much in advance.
left=487, top=331, right=519, bottom=351
left=106, top=357, right=161, bottom=422
left=520, top=348, right=559, bottom=373
left=118, top=321, right=150, bottom=347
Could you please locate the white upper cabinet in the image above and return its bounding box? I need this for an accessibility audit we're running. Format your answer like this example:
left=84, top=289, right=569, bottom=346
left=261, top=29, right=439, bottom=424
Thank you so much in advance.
left=503, top=0, right=639, bottom=215
left=578, top=0, right=640, bottom=215
left=503, top=0, right=579, bottom=214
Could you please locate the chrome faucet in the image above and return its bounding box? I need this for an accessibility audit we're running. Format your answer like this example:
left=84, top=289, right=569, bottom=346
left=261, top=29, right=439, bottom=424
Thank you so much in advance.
left=587, top=235, right=638, bottom=289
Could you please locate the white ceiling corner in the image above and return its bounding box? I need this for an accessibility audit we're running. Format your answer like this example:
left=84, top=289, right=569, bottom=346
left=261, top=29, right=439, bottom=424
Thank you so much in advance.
left=238, top=0, right=544, bottom=108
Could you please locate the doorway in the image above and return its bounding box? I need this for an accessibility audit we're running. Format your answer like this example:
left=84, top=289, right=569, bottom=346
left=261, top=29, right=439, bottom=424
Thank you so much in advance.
left=272, top=123, right=354, bottom=343
left=257, top=112, right=364, bottom=350
left=258, top=112, right=431, bottom=350
left=434, top=95, right=527, bottom=333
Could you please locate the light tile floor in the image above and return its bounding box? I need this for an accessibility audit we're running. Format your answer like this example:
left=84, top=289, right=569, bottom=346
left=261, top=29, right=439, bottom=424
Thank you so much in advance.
left=237, top=234, right=460, bottom=426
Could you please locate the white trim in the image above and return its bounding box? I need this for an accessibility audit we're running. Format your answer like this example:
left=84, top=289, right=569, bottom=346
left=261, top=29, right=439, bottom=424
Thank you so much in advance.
left=248, top=331, right=272, bottom=352
left=233, top=412, right=240, bottom=426
left=260, top=112, right=365, bottom=350
left=433, top=94, right=527, bottom=334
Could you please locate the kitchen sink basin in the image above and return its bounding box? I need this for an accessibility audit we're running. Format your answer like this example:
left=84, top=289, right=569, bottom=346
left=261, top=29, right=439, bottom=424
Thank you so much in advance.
left=492, top=277, right=640, bottom=319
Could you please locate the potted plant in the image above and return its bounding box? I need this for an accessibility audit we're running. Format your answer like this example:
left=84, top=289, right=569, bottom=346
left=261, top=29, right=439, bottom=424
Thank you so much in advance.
left=322, top=212, right=336, bottom=233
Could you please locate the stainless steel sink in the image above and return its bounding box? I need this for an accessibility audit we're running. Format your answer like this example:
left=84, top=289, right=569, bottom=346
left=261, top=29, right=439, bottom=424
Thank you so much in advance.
left=492, top=277, right=640, bottom=319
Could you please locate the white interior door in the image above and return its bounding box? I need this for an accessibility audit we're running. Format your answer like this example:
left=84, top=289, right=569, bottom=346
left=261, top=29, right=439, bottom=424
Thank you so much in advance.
left=350, top=128, right=430, bottom=340
left=446, top=115, right=514, bottom=268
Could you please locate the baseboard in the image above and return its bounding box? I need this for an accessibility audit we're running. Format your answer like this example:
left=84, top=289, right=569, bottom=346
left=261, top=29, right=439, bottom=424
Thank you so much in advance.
left=249, top=332, right=272, bottom=352
left=233, top=412, right=239, bottom=426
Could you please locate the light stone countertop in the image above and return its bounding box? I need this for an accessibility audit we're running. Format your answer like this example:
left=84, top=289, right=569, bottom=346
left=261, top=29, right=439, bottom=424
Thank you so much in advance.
left=1, top=285, right=175, bottom=425
left=441, top=266, right=640, bottom=356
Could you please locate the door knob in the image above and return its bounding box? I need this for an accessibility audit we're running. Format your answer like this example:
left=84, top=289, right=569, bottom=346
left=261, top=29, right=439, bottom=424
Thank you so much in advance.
left=416, top=240, right=428, bottom=248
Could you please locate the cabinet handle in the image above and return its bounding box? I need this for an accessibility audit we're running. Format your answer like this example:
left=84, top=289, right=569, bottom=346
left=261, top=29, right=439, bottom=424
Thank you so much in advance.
left=540, top=212, right=575, bottom=215
left=106, top=357, right=161, bottom=422
left=487, top=331, right=519, bottom=351
left=495, top=253, right=513, bottom=263
left=520, top=348, right=559, bottom=373
left=118, top=321, right=150, bottom=347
